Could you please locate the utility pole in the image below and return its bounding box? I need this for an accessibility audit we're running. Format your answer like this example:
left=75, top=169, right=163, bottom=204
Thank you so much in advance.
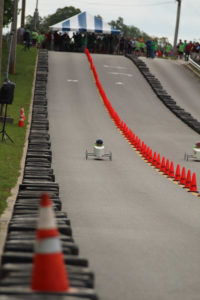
left=34, top=0, right=39, bottom=31
left=21, top=0, right=26, bottom=28
left=9, top=0, right=18, bottom=75
left=0, top=0, right=4, bottom=83
left=173, top=0, right=182, bottom=54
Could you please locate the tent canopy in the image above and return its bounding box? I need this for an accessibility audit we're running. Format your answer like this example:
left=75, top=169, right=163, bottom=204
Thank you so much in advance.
left=49, top=11, right=120, bottom=35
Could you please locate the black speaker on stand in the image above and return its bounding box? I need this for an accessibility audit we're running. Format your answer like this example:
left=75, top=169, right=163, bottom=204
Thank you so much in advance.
left=0, top=81, right=15, bottom=143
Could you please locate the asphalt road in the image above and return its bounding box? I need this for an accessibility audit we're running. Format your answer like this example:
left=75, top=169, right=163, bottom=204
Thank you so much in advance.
left=47, top=52, right=200, bottom=300
left=141, top=57, right=200, bottom=123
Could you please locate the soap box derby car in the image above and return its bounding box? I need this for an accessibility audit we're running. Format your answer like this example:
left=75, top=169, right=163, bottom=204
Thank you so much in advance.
left=184, top=142, right=200, bottom=161
left=86, top=139, right=112, bottom=161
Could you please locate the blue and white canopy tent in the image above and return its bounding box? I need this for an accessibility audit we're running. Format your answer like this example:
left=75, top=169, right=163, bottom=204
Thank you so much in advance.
left=49, top=11, right=120, bottom=35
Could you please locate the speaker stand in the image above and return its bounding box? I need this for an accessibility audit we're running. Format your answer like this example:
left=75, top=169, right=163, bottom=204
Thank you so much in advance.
left=0, top=104, right=14, bottom=143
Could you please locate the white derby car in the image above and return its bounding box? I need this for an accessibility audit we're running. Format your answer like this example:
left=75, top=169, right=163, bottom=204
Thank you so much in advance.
left=184, top=142, right=200, bottom=161
left=86, top=139, right=112, bottom=161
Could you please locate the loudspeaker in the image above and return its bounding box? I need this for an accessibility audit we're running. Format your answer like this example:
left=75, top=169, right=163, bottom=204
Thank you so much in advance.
left=0, top=81, right=15, bottom=104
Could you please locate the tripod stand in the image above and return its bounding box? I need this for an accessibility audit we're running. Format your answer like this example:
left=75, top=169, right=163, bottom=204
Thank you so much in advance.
left=0, top=104, right=14, bottom=143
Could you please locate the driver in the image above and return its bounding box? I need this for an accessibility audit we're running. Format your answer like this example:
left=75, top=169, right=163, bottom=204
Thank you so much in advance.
left=95, top=139, right=104, bottom=147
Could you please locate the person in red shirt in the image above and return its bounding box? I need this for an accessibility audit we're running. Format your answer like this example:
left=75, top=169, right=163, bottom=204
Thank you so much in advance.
left=185, top=41, right=193, bottom=61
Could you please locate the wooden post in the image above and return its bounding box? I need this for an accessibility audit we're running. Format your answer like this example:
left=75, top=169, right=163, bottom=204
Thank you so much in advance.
left=9, top=0, right=18, bottom=75
left=21, top=0, right=26, bottom=28
left=0, top=0, right=4, bottom=82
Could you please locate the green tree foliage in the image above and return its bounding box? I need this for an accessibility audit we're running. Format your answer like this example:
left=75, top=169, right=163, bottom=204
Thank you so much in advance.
left=3, top=0, right=14, bottom=26
left=109, top=17, right=151, bottom=41
left=25, top=6, right=81, bottom=32
left=25, top=14, right=43, bottom=31
left=41, top=6, right=81, bottom=31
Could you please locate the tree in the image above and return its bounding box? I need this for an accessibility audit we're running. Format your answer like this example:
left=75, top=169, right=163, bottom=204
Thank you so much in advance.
left=3, top=0, right=14, bottom=27
left=25, top=6, right=81, bottom=32
left=109, top=17, right=151, bottom=41
left=25, top=14, right=43, bottom=31
left=41, top=6, right=81, bottom=31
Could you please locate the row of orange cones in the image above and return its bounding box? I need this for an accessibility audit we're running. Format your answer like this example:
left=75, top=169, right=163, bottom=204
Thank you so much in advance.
left=85, top=48, right=198, bottom=194
left=18, top=106, right=25, bottom=127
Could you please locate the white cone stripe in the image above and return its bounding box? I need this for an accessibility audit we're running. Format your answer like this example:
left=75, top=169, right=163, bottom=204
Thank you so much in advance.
left=38, top=206, right=57, bottom=229
left=35, top=237, right=61, bottom=254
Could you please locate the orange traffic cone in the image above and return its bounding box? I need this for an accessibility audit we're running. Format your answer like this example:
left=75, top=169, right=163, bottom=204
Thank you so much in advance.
left=160, top=157, right=165, bottom=172
left=164, top=159, right=170, bottom=175
left=168, top=161, right=174, bottom=178
left=145, top=146, right=150, bottom=160
left=156, top=153, right=161, bottom=169
left=137, top=138, right=141, bottom=151
left=142, top=144, right=147, bottom=157
left=148, top=149, right=153, bottom=163
left=152, top=151, right=157, bottom=166
left=185, top=170, right=191, bottom=188
left=174, top=164, right=181, bottom=181
left=18, top=114, right=24, bottom=127
left=31, top=193, right=70, bottom=292
left=140, top=141, right=144, bottom=154
left=180, top=167, right=186, bottom=185
left=20, top=106, right=25, bottom=121
left=190, top=173, right=198, bottom=192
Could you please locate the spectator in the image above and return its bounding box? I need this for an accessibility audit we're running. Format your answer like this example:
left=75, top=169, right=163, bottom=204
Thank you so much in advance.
left=185, top=41, right=193, bottom=61
left=37, top=31, right=45, bottom=49
left=177, top=39, right=185, bottom=59
left=151, top=38, right=157, bottom=58
left=17, top=26, right=25, bottom=44
left=165, top=43, right=172, bottom=57
left=146, top=39, right=152, bottom=58
left=23, top=28, right=31, bottom=50
left=32, top=30, right=38, bottom=47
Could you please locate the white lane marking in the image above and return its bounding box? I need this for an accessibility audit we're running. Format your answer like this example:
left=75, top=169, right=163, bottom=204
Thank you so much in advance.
left=108, top=72, right=133, bottom=77
left=67, top=79, right=79, bottom=82
left=115, top=82, right=124, bottom=85
left=104, top=65, right=127, bottom=69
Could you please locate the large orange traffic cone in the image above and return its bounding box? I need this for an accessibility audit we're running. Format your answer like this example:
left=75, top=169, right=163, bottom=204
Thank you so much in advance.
left=31, top=193, right=70, bottom=292
left=190, top=173, right=198, bottom=192
left=174, top=164, right=181, bottom=181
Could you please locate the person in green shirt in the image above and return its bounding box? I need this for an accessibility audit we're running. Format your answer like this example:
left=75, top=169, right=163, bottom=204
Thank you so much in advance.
left=177, top=39, right=185, bottom=59
left=165, top=43, right=172, bottom=57
left=37, top=32, right=45, bottom=49
left=32, top=30, right=38, bottom=46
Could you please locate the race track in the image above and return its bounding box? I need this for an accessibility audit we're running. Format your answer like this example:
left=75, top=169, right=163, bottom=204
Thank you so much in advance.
left=47, top=52, right=200, bottom=300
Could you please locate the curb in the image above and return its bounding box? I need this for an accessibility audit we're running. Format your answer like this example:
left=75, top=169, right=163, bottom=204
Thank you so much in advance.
left=0, top=54, right=38, bottom=265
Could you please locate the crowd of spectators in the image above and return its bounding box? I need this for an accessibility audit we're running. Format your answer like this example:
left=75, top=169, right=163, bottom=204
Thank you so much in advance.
left=176, top=39, right=200, bottom=62
left=17, top=26, right=200, bottom=63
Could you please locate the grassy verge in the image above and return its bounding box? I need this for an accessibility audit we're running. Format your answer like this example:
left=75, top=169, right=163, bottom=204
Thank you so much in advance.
left=0, top=42, right=37, bottom=215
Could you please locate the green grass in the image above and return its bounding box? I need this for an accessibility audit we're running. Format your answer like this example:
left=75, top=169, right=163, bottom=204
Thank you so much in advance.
left=0, top=43, right=37, bottom=214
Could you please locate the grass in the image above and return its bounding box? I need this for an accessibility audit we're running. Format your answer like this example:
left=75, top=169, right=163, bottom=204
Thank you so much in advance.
left=0, top=42, right=37, bottom=215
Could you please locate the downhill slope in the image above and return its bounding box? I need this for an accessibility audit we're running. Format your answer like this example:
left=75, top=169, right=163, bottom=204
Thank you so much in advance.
left=47, top=52, right=200, bottom=300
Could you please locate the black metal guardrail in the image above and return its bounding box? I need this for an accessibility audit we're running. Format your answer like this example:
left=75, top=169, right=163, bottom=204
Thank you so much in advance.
left=126, top=54, right=200, bottom=135
left=0, top=49, right=99, bottom=300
